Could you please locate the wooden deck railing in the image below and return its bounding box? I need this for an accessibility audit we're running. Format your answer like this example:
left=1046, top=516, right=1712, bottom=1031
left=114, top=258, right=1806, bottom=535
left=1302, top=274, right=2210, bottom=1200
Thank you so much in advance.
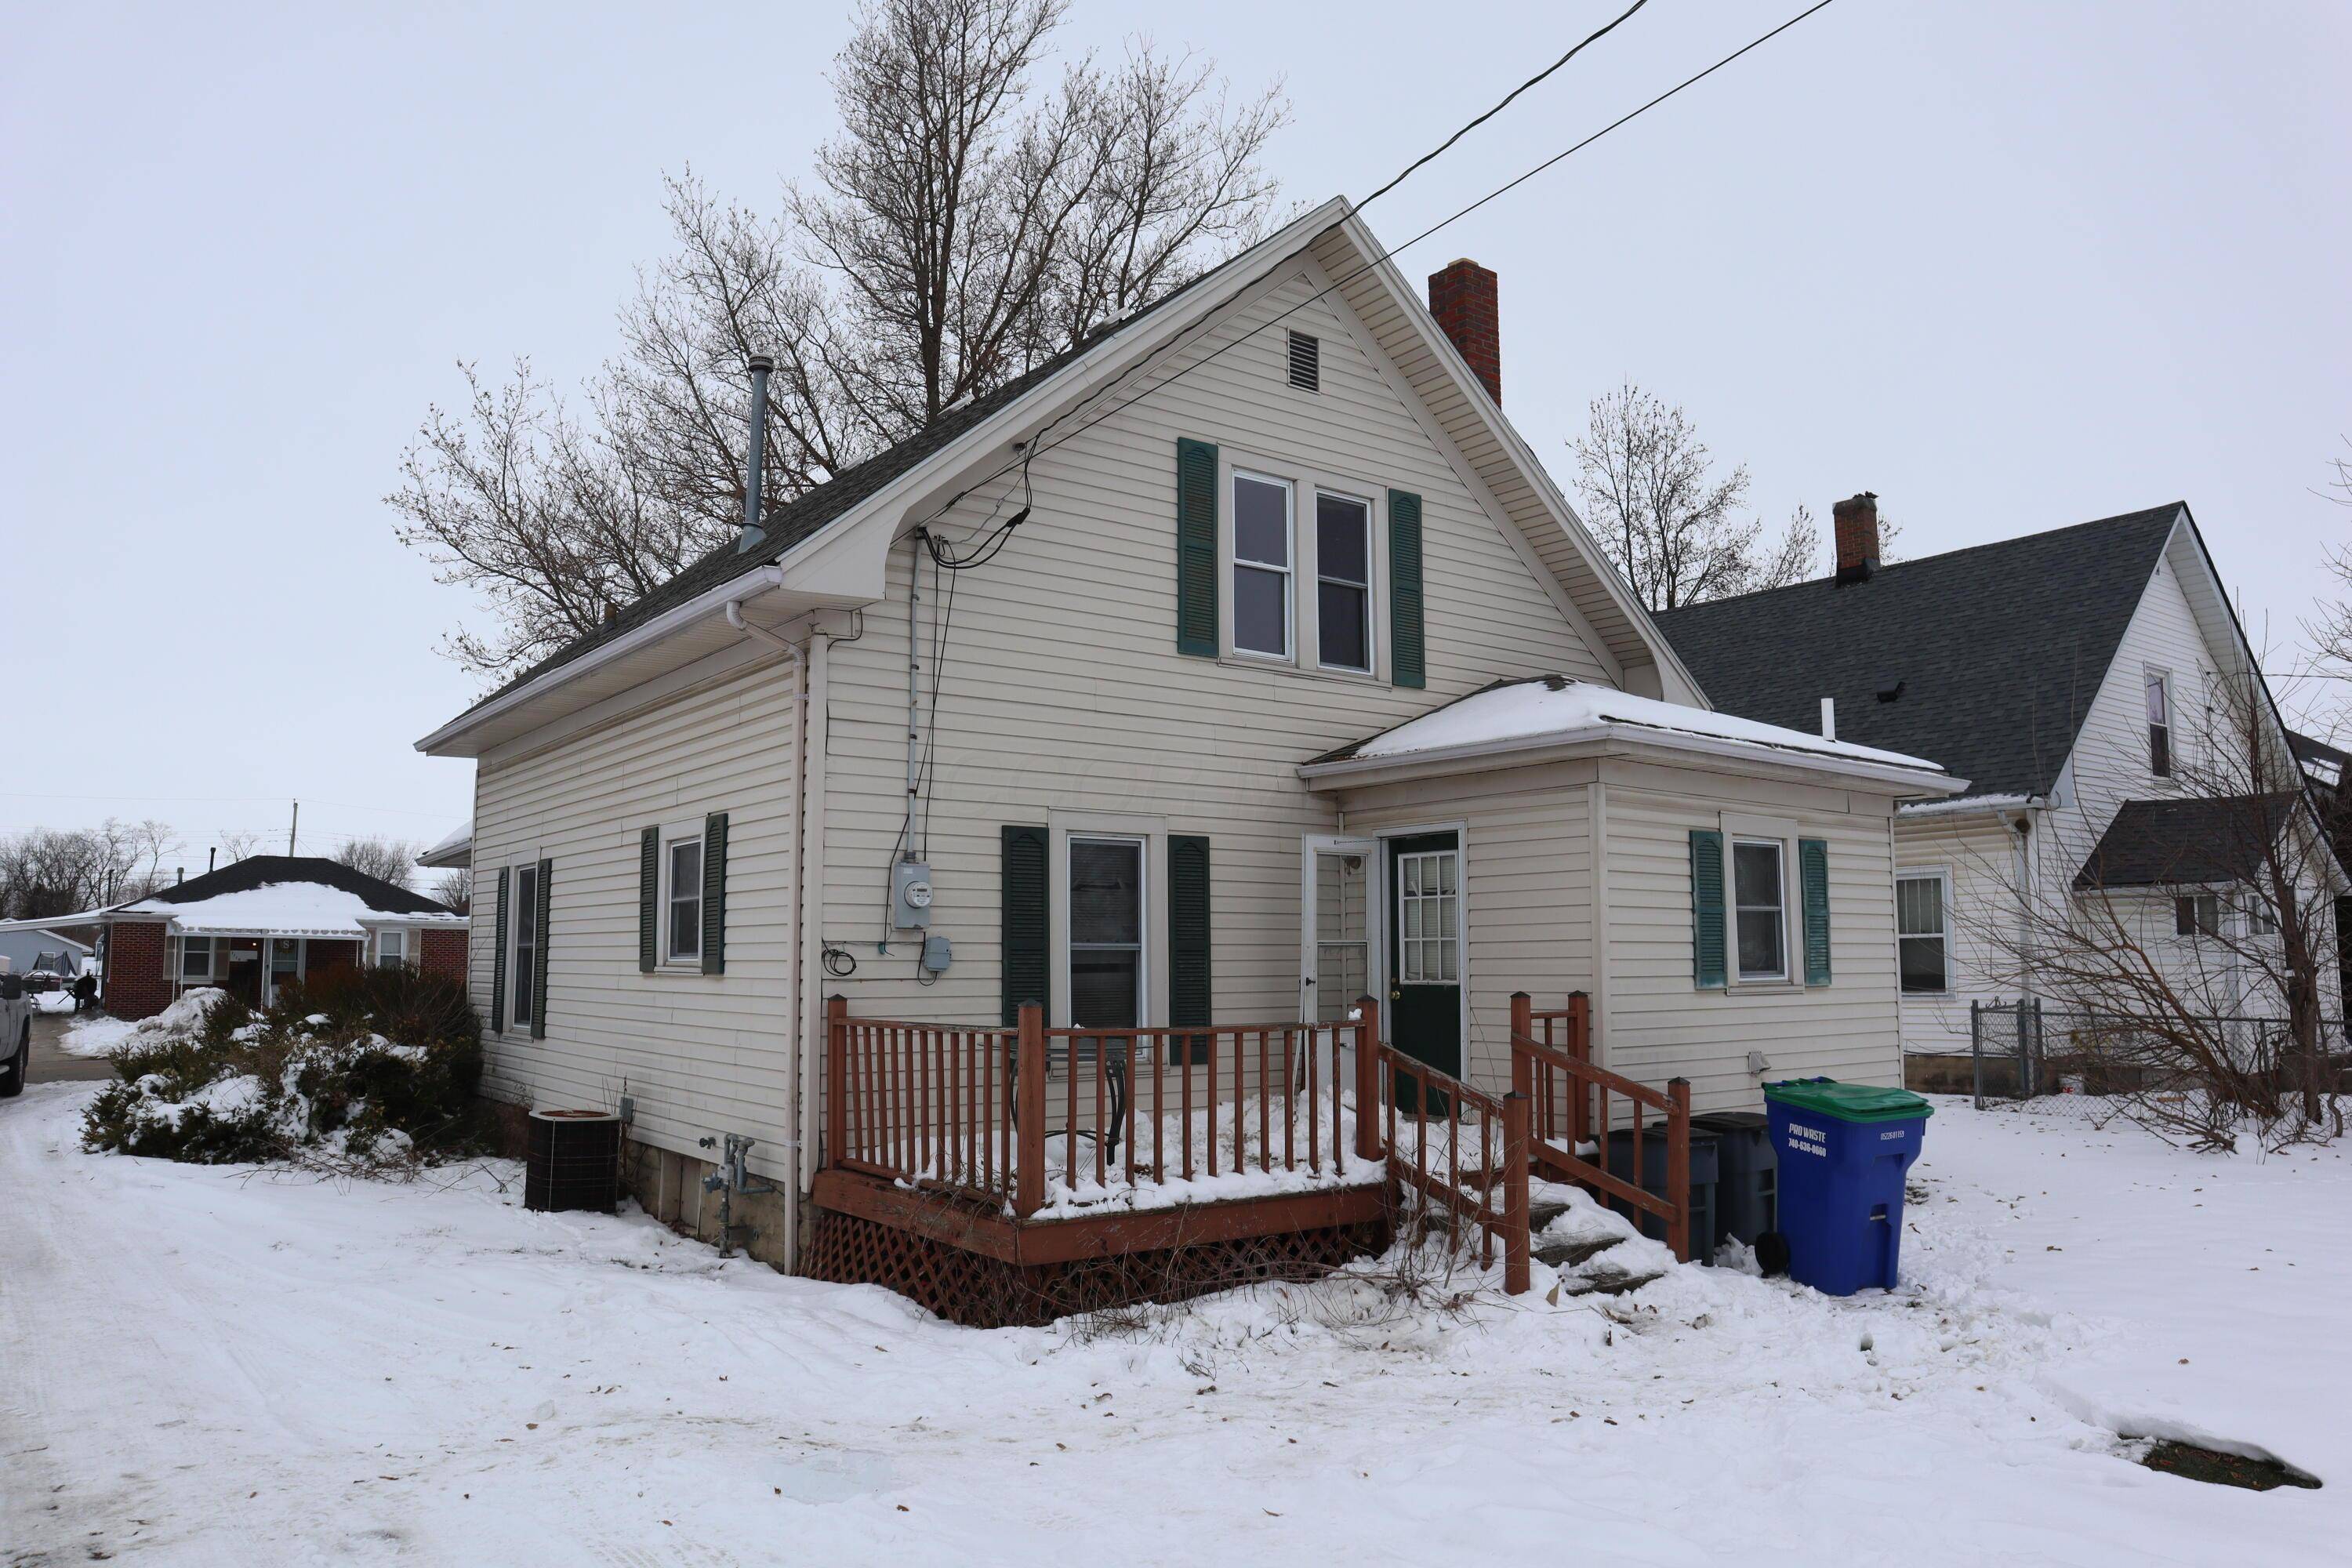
left=826, top=996, right=1379, bottom=1219
left=1511, top=992, right=1692, bottom=1261
left=825, top=989, right=1693, bottom=1294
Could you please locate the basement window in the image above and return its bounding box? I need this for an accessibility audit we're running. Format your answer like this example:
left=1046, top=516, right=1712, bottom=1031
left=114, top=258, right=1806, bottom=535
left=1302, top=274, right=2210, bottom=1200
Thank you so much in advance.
left=1287, top=330, right=1319, bottom=392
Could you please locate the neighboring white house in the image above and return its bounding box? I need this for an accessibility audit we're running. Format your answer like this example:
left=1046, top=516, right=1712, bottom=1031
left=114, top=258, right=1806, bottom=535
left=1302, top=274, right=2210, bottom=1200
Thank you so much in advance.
left=1657, top=499, right=2345, bottom=1065
left=417, top=199, right=1959, bottom=1271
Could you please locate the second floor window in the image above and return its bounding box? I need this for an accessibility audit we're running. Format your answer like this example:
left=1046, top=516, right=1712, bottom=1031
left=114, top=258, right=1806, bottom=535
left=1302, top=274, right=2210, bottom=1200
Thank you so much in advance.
left=1316, top=492, right=1372, bottom=672
left=2147, top=672, right=2171, bottom=778
left=2174, top=893, right=2220, bottom=938
left=1232, top=472, right=1293, bottom=658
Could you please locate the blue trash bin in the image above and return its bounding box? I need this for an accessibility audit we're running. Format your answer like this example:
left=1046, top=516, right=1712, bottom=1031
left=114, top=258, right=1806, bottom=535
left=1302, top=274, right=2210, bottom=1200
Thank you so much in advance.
left=1762, top=1079, right=1933, bottom=1295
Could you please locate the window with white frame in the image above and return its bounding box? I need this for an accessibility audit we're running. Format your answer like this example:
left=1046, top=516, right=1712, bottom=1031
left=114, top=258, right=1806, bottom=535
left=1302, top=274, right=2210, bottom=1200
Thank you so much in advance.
left=1397, top=849, right=1459, bottom=982
left=2147, top=671, right=2172, bottom=779
left=1231, top=472, right=1293, bottom=659
left=1732, top=840, right=1788, bottom=982
left=376, top=928, right=407, bottom=968
left=1895, top=871, right=1947, bottom=993
left=1068, top=837, right=1144, bottom=1029
left=666, top=835, right=703, bottom=964
left=510, top=862, right=539, bottom=1027
left=179, top=935, right=213, bottom=981
left=2247, top=897, right=2279, bottom=937
left=2174, top=892, right=2220, bottom=938
left=1315, top=492, right=1373, bottom=672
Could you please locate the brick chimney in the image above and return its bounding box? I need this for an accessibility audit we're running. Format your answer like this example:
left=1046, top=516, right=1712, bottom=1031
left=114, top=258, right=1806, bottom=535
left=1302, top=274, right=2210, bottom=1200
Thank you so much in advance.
left=1427, top=259, right=1501, bottom=405
left=1833, top=492, right=1880, bottom=584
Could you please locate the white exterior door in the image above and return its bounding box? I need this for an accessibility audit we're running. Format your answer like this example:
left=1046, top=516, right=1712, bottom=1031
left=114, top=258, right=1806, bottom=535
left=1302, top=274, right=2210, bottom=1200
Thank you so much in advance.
left=1301, top=836, right=1381, bottom=1092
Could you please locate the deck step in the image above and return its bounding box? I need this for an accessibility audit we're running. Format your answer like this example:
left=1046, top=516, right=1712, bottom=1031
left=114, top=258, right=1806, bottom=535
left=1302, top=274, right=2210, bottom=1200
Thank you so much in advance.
left=1532, top=1232, right=1621, bottom=1269
left=1557, top=1265, right=1668, bottom=1298
left=1525, top=1198, right=1571, bottom=1231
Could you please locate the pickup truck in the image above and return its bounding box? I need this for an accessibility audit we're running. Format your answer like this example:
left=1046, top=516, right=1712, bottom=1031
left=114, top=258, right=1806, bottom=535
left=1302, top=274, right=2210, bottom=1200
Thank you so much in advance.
left=0, top=972, right=31, bottom=1098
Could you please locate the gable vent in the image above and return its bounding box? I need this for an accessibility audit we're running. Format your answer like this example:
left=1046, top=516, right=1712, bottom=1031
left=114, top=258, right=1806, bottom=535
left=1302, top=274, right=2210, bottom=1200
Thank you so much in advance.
left=1286, top=330, right=1319, bottom=392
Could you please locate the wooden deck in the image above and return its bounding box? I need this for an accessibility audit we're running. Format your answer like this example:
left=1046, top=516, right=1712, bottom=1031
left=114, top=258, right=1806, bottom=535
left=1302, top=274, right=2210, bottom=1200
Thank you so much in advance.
left=808, top=994, right=1695, bottom=1326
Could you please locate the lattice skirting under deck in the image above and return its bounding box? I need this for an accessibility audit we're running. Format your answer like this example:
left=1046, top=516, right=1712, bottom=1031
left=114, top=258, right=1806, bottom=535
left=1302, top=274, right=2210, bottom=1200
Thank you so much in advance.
left=801, top=1207, right=1394, bottom=1329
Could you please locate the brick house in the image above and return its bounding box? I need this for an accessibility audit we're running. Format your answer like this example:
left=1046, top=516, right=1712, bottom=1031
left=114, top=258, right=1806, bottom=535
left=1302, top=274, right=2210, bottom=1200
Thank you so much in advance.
left=0, top=855, right=468, bottom=1019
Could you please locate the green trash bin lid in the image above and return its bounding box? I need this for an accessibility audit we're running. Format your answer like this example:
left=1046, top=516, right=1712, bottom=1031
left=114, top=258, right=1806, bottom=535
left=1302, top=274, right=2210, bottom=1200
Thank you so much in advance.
left=1762, top=1078, right=1934, bottom=1124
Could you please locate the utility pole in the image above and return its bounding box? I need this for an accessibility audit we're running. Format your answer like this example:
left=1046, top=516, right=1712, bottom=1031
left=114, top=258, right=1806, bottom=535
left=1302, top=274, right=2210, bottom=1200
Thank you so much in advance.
left=289, top=800, right=299, bottom=856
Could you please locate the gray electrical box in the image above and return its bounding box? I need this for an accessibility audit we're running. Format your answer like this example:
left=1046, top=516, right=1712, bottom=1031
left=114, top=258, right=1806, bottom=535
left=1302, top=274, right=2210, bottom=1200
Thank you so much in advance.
left=921, top=935, right=953, bottom=974
left=891, top=859, right=935, bottom=929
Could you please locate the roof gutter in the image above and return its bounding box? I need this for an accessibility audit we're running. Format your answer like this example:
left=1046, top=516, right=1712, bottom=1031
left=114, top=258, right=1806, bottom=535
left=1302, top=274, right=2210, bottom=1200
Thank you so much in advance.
left=1298, top=722, right=1965, bottom=796
left=416, top=565, right=788, bottom=753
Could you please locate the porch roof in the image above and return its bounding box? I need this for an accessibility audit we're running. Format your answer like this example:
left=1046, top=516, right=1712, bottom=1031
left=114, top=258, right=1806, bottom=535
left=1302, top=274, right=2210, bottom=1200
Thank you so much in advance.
left=1300, top=675, right=1962, bottom=794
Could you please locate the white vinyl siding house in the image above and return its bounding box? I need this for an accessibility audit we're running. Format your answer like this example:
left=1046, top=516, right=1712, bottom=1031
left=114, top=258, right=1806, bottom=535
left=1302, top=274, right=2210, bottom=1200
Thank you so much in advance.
left=426, top=200, right=1956, bottom=1270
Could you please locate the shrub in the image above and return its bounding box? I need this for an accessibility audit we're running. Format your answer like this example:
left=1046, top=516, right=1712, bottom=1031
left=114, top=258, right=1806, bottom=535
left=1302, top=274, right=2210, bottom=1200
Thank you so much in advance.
left=81, top=964, right=489, bottom=1171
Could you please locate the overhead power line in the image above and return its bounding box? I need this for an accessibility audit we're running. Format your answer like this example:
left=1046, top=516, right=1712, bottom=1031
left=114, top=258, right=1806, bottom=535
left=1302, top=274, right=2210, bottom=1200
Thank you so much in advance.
left=914, top=0, right=1841, bottom=548
left=1357, top=0, right=1650, bottom=211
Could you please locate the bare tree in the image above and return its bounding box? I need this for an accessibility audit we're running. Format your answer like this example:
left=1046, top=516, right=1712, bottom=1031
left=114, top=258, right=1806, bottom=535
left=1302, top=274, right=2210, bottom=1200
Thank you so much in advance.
left=1571, top=384, right=1822, bottom=612
left=216, top=830, right=266, bottom=864
left=432, top=867, right=473, bottom=915
left=0, top=820, right=175, bottom=919
left=333, top=838, right=422, bottom=891
left=2303, top=437, right=2352, bottom=677
left=394, top=0, right=1287, bottom=680
left=1959, top=668, right=2343, bottom=1148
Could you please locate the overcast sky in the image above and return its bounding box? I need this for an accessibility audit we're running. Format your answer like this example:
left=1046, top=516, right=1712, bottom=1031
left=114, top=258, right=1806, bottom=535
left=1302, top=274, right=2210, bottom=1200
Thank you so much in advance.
left=7, top=1, right=2348, bottom=875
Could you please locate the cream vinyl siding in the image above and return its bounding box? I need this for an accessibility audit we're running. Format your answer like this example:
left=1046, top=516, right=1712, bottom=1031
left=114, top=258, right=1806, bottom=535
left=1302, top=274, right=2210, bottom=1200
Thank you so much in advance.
left=1337, top=760, right=1595, bottom=1093
left=468, top=658, right=800, bottom=1171
left=1601, top=763, right=1904, bottom=1110
left=1893, top=809, right=2026, bottom=1055
left=811, top=267, right=1610, bottom=1036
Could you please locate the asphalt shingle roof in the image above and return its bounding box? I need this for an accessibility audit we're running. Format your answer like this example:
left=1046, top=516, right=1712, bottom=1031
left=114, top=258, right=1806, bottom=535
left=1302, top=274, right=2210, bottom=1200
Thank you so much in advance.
left=1651, top=506, right=2185, bottom=800
left=2072, top=794, right=2296, bottom=889
left=128, top=856, right=460, bottom=917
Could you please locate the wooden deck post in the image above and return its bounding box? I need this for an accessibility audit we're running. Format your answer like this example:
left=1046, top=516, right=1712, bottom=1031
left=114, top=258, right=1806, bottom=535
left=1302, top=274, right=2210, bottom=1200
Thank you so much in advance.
left=1502, top=1091, right=1531, bottom=1296
left=1015, top=1001, right=1047, bottom=1218
left=1568, top=991, right=1592, bottom=1147
left=1352, top=996, right=1383, bottom=1163
left=825, top=994, right=848, bottom=1170
left=1666, top=1076, right=1692, bottom=1263
left=1509, top=992, right=1533, bottom=1098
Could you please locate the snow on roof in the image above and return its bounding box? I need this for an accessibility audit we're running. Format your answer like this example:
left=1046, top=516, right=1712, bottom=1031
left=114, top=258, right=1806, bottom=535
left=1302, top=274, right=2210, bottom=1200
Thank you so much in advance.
left=419, top=818, right=472, bottom=868
left=1330, top=677, right=1949, bottom=775
left=120, top=882, right=466, bottom=937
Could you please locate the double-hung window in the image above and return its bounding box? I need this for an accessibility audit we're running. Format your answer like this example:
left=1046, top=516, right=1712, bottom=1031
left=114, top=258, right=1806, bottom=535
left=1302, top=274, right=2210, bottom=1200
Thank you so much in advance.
left=1895, top=871, right=1947, bottom=993
left=2147, top=672, right=2172, bottom=779
left=2175, top=893, right=2220, bottom=938
left=511, top=862, right=539, bottom=1028
left=376, top=928, right=407, bottom=968
left=1732, top=840, right=1788, bottom=982
left=179, top=935, right=212, bottom=982
left=1068, top=837, right=1145, bottom=1029
left=666, top=836, right=703, bottom=964
left=1231, top=472, right=1293, bottom=659
left=1315, top=492, right=1373, bottom=672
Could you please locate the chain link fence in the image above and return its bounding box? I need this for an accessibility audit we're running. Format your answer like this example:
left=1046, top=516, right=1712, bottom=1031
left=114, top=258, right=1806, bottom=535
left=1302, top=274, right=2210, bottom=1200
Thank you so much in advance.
left=1957, top=999, right=2344, bottom=1124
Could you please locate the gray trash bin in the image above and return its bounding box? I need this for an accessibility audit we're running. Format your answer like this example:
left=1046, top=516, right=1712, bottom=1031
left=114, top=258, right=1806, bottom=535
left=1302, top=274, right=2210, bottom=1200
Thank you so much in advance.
left=1604, top=1127, right=1719, bottom=1265
left=1690, top=1110, right=1775, bottom=1250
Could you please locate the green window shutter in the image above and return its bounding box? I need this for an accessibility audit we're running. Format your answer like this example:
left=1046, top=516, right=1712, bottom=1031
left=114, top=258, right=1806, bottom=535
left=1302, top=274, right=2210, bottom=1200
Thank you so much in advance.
left=1175, top=437, right=1220, bottom=657
left=701, top=813, right=728, bottom=975
left=531, top=858, right=552, bottom=1040
left=1000, top=825, right=1050, bottom=1025
left=1168, top=834, right=1212, bottom=1065
left=490, top=866, right=509, bottom=1032
left=637, top=827, right=658, bottom=973
left=1799, top=837, right=1831, bottom=986
left=1689, top=829, right=1726, bottom=989
left=1388, top=489, right=1425, bottom=688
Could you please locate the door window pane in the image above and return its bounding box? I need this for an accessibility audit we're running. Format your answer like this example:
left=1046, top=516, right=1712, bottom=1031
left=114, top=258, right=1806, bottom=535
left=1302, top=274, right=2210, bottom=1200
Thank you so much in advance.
left=1069, top=838, right=1142, bottom=1029
left=1313, top=850, right=1370, bottom=1024
left=1732, top=840, right=1785, bottom=980
left=668, top=838, right=702, bottom=960
left=1398, top=850, right=1459, bottom=983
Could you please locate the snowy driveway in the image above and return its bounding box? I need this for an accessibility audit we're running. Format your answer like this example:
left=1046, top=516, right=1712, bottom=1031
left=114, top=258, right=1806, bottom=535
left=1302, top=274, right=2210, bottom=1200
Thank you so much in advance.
left=3, top=1082, right=2345, bottom=1566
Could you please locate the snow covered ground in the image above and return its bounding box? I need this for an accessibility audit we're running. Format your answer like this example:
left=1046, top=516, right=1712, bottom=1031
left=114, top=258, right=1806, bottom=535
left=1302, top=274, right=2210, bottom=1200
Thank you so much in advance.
left=3, top=1083, right=2345, bottom=1566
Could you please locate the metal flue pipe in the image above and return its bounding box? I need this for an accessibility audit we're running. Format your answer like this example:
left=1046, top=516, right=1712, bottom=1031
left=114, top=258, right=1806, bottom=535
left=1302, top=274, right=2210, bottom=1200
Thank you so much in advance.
left=737, top=353, right=775, bottom=554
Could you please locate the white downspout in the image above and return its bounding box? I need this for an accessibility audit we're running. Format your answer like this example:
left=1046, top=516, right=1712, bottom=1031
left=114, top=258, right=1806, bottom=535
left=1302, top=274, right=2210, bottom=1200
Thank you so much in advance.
left=795, top=630, right=833, bottom=1264
left=724, top=595, right=805, bottom=1269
